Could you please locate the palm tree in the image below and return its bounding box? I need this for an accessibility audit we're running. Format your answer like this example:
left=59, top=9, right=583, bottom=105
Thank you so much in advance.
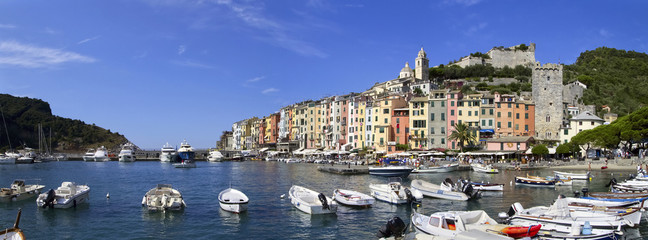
left=448, top=123, right=476, bottom=152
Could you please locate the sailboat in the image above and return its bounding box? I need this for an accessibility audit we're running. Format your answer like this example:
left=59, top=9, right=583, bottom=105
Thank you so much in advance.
left=37, top=123, right=55, bottom=162
left=0, top=104, right=17, bottom=164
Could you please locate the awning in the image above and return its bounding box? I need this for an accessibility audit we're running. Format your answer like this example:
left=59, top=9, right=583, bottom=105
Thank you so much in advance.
left=479, top=129, right=495, bottom=133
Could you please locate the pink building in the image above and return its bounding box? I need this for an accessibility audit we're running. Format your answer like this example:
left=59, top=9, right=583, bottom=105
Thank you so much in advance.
left=446, top=91, right=460, bottom=150
left=485, top=136, right=534, bottom=152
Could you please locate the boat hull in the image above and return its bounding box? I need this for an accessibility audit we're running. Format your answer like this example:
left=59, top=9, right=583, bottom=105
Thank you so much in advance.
left=0, top=185, right=45, bottom=202
left=368, top=166, right=412, bottom=177
left=218, top=188, right=249, bottom=213
left=333, top=189, right=374, bottom=207
left=118, top=155, right=135, bottom=162
left=289, top=185, right=337, bottom=215
left=515, top=177, right=555, bottom=187
left=554, top=171, right=589, bottom=180
left=411, top=179, right=469, bottom=201
left=412, top=164, right=458, bottom=173
left=219, top=202, right=248, bottom=213
left=471, top=183, right=504, bottom=191
left=36, top=184, right=91, bottom=209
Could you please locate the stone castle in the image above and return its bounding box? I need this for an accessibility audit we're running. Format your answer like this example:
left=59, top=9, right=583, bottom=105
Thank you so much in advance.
left=453, top=43, right=536, bottom=69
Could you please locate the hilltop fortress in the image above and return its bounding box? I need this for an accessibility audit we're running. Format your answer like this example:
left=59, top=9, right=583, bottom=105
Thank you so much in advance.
left=221, top=43, right=598, bottom=155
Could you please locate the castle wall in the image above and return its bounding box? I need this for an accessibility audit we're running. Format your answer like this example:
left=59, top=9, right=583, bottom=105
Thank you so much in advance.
left=532, top=62, right=564, bottom=141
left=487, top=46, right=535, bottom=68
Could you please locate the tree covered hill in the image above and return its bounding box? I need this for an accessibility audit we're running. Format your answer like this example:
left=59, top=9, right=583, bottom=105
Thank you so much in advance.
left=564, top=47, right=648, bottom=116
left=0, top=94, right=128, bottom=153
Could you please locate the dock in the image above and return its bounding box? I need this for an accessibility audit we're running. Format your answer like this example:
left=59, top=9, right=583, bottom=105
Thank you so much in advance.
left=317, top=165, right=369, bottom=175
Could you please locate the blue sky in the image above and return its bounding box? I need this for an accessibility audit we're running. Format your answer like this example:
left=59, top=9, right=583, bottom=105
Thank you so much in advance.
left=1, top=0, right=646, bottom=149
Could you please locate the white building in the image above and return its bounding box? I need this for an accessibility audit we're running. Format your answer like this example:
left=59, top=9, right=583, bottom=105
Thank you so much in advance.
left=560, top=111, right=604, bottom=144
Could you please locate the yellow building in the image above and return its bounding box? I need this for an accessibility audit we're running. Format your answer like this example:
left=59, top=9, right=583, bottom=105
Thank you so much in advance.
left=374, top=95, right=407, bottom=154
left=357, top=97, right=367, bottom=149
left=457, top=93, right=482, bottom=143
left=409, top=96, right=428, bottom=150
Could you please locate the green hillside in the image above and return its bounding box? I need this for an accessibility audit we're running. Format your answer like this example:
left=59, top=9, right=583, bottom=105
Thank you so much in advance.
left=0, top=94, right=128, bottom=153
left=564, top=47, right=648, bottom=116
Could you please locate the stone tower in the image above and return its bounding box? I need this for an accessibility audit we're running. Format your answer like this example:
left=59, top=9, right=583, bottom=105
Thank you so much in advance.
left=532, top=62, right=564, bottom=141
left=415, top=47, right=429, bottom=80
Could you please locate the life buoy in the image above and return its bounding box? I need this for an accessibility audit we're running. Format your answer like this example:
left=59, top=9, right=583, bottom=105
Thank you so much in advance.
left=507, top=143, right=513, bottom=148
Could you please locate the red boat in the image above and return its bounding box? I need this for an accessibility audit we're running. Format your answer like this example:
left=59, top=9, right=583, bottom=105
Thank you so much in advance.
left=501, top=224, right=541, bottom=238
left=601, top=166, right=608, bottom=169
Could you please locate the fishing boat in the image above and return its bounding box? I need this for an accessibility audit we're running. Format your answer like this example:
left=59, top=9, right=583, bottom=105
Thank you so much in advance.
left=471, top=163, right=499, bottom=174
left=0, top=179, right=45, bottom=202
left=160, top=142, right=177, bottom=162
left=411, top=163, right=459, bottom=173
left=369, top=177, right=422, bottom=204
left=118, top=142, right=136, bottom=162
left=504, top=197, right=640, bottom=232
left=36, top=182, right=90, bottom=208
left=332, top=189, right=375, bottom=207
left=0, top=209, right=24, bottom=240
left=288, top=185, right=337, bottom=215
left=410, top=179, right=479, bottom=201
left=411, top=210, right=540, bottom=239
left=368, top=165, right=413, bottom=177
left=470, top=182, right=504, bottom=191
left=142, top=184, right=186, bottom=211
left=174, top=140, right=196, bottom=168
left=207, top=149, right=223, bottom=162
left=82, top=148, right=95, bottom=161
left=514, top=175, right=556, bottom=187
left=218, top=187, right=249, bottom=213
left=554, top=171, right=590, bottom=180
left=93, top=146, right=110, bottom=162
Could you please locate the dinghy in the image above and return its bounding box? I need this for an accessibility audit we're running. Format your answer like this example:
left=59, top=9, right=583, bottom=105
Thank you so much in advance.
left=470, top=182, right=504, bottom=191
left=411, top=163, right=459, bottom=173
left=411, top=210, right=540, bottom=239
left=218, top=188, right=249, bottom=213
left=289, top=185, right=337, bottom=214
left=471, top=163, right=499, bottom=174
left=36, top=182, right=90, bottom=209
left=142, top=184, right=186, bottom=211
left=333, top=189, right=374, bottom=207
left=369, top=177, right=422, bottom=204
left=554, top=171, right=590, bottom=180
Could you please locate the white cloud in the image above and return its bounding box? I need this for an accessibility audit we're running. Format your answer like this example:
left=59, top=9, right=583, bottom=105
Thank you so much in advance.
left=77, top=36, right=101, bottom=45
left=178, top=45, right=186, bottom=55
left=464, top=22, right=488, bottom=36
left=246, top=76, right=265, bottom=82
left=599, top=29, right=612, bottom=38
left=0, top=24, right=16, bottom=29
left=444, top=0, right=482, bottom=6
left=171, top=59, right=214, bottom=69
left=0, top=41, right=96, bottom=68
left=261, top=88, right=278, bottom=94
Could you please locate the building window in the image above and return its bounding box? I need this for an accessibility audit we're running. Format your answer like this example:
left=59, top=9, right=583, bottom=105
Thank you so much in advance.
left=482, top=120, right=486, bottom=126
left=431, top=113, right=435, bottom=121
left=482, top=109, right=485, bottom=115
left=579, top=121, right=582, bottom=126
left=441, top=127, right=446, bottom=134
left=441, top=101, right=445, bottom=107
left=497, top=122, right=501, bottom=128
left=508, top=112, right=512, bottom=118
left=430, top=127, right=435, bottom=134
left=525, top=113, right=528, bottom=119
left=564, top=129, right=568, bottom=135
left=379, top=127, right=385, bottom=133
left=489, top=119, right=493, bottom=126
left=591, top=121, right=594, bottom=125
left=451, top=101, right=455, bottom=107
left=459, top=110, right=462, bottom=116
left=431, top=101, right=434, bottom=107
left=516, top=113, right=520, bottom=119
left=490, top=109, right=493, bottom=115
left=475, top=111, right=478, bottom=116
left=525, top=125, right=528, bottom=131
left=451, top=110, right=455, bottom=116
left=515, top=124, right=519, bottom=130
left=396, top=118, right=400, bottom=123
left=468, top=111, right=471, bottom=116
left=441, top=113, right=445, bottom=121
left=421, top=109, right=424, bottom=115
left=497, top=112, right=501, bottom=118
left=396, top=127, right=400, bottom=134
left=451, top=120, right=455, bottom=126
left=441, top=138, right=445, bottom=144
left=546, top=115, right=551, bottom=122
left=383, top=109, right=389, bottom=114
left=508, top=122, right=512, bottom=128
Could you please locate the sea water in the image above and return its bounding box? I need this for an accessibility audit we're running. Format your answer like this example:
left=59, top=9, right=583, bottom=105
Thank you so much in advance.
left=0, top=161, right=645, bottom=239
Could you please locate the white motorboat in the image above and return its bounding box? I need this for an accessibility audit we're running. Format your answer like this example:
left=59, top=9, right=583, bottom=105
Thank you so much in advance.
left=0, top=154, right=15, bottom=164
left=564, top=197, right=640, bottom=208
left=333, top=189, right=375, bottom=207
left=142, top=184, right=186, bottom=211
left=554, top=171, right=589, bottom=180
left=0, top=209, right=24, bottom=240
left=118, top=142, right=136, bottom=162
left=218, top=187, right=249, bottom=213
left=82, top=148, right=95, bottom=161
left=288, top=185, right=337, bottom=215
left=411, top=163, right=459, bottom=173
left=505, top=197, right=640, bottom=232
left=37, top=182, right=90, bottom=208
left=411, top=210, right=540, bottom=239
left=173, top=161, right=197, bottom=168
left=160, top=142, right=177, bottom=162
left=368, top=165, right=413, bottom=177
left=207, top=149, right=223, bottom=162
left=515, top=175, right=556, bottom=187
left=0, top=180, right=45, bottom=202
left=410, top=179, right=476, bottom=201
left=16, top=148, right=36, bottom=164
left=369, top=178, right=422, bottom=204
left=174, top=140, right=196, bottom=168
left=471, top=163, right=499, bottom=174
left=93, top=146, right=110, bottom=162
left=470, top=182, right=504, bottom=191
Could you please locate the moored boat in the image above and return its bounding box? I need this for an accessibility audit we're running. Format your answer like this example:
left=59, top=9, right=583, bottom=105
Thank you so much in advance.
left=118, top=142, right=136, bottom=162
left=142, top=184, right=186, bottom=211
left=160, top=142, right=177, bottom=162
left=0, top=180, right=45, bottom=202
left=554, top=171, right=590, bottom=180
left=0, top=209, right=24, bottom=240
left=288, top=185, right=337, bottom=215
left=411, top=179, right=479, bottom=201
left=207, top=149, right=223, bottom=162
left=93, top=146, right=110, bottom=162
left=36, top=182, right=90, bottom=208
left=218, top=187, right=249, bottom=213
left=174, top=140, right=196, bottom=168
left=411, top=163, right=458, bottom=173
left=369, top=177, right=422, bottom=204
left=369, top=165, right=413, bottom=177
left=411, top=210, right=540, bottom=239
left=470, top=182, right=504, bottom=191
left=515, top=175, right=556, bottom=187
left=333, top=189, right=375, bottom=207
left=471, top=163, right=499, bottom=174
left=82, top=148, right=95, bottom=161
left=0, top=154, right=15, bottom=164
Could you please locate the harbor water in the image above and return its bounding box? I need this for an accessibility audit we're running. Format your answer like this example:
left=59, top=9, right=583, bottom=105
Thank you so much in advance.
left=1, top=161, right=646, bottom=239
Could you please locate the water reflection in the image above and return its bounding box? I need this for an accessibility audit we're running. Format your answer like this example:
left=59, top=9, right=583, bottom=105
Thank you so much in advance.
left=141, top=208, right=185, bottom=222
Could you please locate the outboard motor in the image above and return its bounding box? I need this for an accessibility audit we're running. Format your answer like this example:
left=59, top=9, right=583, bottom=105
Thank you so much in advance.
left=605, top=178, right=617, bottom=188
left=318, top=193, right=329, bottom=210
left=507, top=202, right=524, bottom=217
left=376, top=216, right=407, bottom=238
left=573, top=191, right=581, bottom=197
left=462, top=183, right=481, bottom=200
left=581, top=188, right=589, bottom=197
left=42, top=189, right=56, bottom=208
left=404, top=188, right=417, bottom=203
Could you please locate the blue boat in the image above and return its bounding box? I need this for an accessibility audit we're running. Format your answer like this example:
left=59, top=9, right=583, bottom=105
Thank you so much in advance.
left=368, top=166, right=412, bottom=177
left=174, top=140, right=196, bottom=168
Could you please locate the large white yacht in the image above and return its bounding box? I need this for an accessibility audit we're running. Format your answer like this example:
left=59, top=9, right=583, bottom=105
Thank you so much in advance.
left=118, top=142, right=136, bottom=162
left=82, top=148, right=95, bottom=161
left=160, top=142, right=177, bottom=162
left=93, top=146, right=110, bottom=162
left=174, top=140, right=196, bottom=168
left=207, top=149, right=223, bottom=162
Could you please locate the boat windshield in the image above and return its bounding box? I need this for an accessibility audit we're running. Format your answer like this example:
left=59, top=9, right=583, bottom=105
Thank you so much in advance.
left=156, top=184, right=172, bottom=189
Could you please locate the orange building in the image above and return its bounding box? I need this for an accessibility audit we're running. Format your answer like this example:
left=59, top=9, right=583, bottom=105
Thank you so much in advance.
left=389, top=108, right=409, bottom=154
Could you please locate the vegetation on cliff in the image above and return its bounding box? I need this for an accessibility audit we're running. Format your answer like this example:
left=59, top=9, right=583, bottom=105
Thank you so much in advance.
left=564, top=47, right=648, bottom=116
left=0, top=94, right=128, bottom=152
left=570, top=106, right=648, bottom=153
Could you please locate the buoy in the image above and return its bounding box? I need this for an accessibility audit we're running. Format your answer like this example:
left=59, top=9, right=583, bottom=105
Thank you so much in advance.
left=106, top=192, right=110, bottom=199
left=280, top=194, right=286, bottom=199
left=510, top=181, right=513, bottom=186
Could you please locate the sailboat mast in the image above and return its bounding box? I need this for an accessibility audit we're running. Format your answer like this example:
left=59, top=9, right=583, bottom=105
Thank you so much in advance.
left=1, top=105, right=12, bottom=151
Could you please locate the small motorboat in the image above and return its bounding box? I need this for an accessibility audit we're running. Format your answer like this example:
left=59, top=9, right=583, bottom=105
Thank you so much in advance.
left=0, top=209, right=24, bottom=240
left=173, top=161, right=197, bottom=168
left=142, top=184, right=186, bottom=211
left=411, top=210, right=540, bottom=239
left=332, top=189, right=375, bottom=207
left=515, top=175, right=556, bottom=187
left=218, top=187, right=249, bottom=213
left=411, top=178, right=479, bottom=201
left=411, top=163, right=459, bottom=173
left=82, top=148, right=95, bottom=161
left=0, top=179, right=45, bottom=202
left=36, top=182, right=90, bottom=208
left=368, top=165, right=413, bottom=177
left=288, top=185, right=337, bottom=215
left=369, top=177, right=422, bottom=204
left=471, top=163, right=499, bottom=174
left=554, top=171, right=589, bottom=180
left=470, top=182, right=504, bottom=191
